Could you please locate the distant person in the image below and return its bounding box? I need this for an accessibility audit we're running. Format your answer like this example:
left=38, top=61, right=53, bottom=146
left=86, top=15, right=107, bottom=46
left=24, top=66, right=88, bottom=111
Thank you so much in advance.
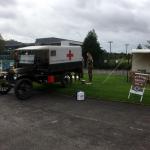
left=87, top=52, right=93, bottom=82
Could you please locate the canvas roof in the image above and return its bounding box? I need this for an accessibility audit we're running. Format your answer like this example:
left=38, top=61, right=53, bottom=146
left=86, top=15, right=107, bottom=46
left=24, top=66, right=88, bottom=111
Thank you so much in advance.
left=16, top=45, right=81, bottom=51
left=132, top=49, right=150, bottom=53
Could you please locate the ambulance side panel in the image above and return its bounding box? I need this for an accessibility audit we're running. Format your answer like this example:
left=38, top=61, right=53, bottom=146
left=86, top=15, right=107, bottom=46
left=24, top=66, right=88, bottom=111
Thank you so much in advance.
left=47, top=46, right=83, bottom=74
left=49, top=47, right=82, bottom=64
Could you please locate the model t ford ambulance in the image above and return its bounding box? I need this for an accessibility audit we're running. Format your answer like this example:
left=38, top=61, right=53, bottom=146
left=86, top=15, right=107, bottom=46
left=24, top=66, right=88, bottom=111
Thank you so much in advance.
left=0, top=45, right=83, bottom=100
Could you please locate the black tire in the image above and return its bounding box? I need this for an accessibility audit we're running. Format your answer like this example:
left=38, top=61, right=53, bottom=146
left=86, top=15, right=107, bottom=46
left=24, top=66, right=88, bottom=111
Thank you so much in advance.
left=0, top=80, right=12, bottom=95
left=14, top=79, right=33, bottom=100
left=60, top=73, right=72, bottom=88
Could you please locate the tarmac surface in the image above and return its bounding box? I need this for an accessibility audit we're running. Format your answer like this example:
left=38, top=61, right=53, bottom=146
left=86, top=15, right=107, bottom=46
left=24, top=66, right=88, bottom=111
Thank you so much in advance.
left=0, top=90, right=150, bottom=150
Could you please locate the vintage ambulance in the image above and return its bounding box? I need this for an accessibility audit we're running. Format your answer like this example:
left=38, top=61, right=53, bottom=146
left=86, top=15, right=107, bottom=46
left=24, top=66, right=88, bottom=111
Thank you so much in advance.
left=0, top=45, right=83, bottom=100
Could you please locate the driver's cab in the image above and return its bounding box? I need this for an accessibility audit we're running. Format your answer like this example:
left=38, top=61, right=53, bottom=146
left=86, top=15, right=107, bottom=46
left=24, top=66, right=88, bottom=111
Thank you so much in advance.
left=16, top=49, right=49, bottom=67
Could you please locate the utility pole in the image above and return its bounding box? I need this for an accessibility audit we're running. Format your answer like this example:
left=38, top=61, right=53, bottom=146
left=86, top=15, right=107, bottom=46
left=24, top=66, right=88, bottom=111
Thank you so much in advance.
left=125, top=44, right=129, bottom=62
left=125, top=44, right=129, bottom=54
left=108, top=41, right=113, bottom=53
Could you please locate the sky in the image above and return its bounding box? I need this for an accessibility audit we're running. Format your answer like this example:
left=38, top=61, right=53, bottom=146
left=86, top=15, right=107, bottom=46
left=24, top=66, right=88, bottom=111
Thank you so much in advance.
left=0, top=0, right=150, bottom=53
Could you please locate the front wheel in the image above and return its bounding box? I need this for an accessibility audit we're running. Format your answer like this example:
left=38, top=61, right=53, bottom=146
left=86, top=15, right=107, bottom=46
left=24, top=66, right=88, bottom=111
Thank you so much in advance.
left=14, top=79, right=33, bottom=100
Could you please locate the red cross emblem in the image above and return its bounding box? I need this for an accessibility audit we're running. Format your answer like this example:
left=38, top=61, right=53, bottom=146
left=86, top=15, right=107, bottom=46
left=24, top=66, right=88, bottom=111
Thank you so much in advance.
left=66, top=50, right=74, bottom=60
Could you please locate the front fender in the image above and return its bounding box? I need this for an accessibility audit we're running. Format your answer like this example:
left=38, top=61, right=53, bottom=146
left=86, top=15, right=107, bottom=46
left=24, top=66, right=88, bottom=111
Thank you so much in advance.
left=16, top=75, right=35, bottom=82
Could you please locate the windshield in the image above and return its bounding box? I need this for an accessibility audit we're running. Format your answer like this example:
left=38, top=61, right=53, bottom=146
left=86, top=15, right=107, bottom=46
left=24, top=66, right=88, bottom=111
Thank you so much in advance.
left=20, top=55, right=35, bottom=64
left=16, top=49, right=49, bottom=66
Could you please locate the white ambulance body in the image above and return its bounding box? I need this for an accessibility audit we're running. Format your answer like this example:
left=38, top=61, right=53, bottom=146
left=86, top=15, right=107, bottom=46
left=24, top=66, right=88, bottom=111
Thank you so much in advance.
left=17, top=45, right=82, bottom=65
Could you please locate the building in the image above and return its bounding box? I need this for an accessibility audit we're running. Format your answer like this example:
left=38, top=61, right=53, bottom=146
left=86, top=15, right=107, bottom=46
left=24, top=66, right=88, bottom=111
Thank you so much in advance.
left=5, top=40, right=34, bottom=50
left=35, top=37, right=82, bottom=46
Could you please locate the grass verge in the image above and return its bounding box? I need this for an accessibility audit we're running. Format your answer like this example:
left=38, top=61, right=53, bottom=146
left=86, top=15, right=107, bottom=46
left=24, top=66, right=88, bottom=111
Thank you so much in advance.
left=34, top=74, right=150, bottom=105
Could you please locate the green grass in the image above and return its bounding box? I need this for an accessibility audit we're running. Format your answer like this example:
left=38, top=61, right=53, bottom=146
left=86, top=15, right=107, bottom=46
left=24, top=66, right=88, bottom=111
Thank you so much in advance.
left=34, top=74, right=150, bottom=105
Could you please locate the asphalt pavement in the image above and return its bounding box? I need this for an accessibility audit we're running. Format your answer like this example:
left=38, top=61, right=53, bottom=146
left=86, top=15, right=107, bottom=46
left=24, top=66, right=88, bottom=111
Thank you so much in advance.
left=0, top=90, right=150, bottom=150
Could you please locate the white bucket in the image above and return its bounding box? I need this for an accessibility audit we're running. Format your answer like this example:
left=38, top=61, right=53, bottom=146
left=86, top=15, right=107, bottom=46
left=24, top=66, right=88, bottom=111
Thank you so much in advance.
left=77, top=91, right=85, bottom=101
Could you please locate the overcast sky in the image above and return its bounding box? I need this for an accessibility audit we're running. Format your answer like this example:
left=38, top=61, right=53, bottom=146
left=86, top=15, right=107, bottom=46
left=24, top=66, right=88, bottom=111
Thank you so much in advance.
left=0, top=0, right=150, bottom=52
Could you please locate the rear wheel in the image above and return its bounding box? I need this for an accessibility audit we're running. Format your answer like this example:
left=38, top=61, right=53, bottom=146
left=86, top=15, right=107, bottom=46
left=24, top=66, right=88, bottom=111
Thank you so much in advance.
left=60, top=73, right=72, bottom=87
left=0, top=80, right=12, bottom=95
left=14, top=79, right=33, bottom=100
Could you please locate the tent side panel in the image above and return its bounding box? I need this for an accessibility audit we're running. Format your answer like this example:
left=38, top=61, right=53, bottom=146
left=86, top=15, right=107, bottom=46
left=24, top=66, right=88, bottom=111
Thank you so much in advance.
left=132, top=53, right=150, bottom=73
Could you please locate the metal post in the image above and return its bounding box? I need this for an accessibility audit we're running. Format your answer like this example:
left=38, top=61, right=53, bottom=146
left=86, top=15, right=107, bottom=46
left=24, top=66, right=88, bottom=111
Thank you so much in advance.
left=108, top=41, right=113, bottom=66
left=0, top=60, right=2, bottom=72
left=108, top=41, right=113, bottom=53
left=125, top=44, right=129, bottom=82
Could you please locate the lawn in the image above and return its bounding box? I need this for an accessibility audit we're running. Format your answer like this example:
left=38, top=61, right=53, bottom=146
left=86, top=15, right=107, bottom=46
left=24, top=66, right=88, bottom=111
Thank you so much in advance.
left=34, top=74, right=150, bottom=105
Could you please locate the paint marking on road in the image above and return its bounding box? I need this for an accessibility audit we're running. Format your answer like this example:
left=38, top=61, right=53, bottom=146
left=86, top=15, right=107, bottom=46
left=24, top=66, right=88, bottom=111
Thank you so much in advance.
left=51, top=120, right=58, bottom=124
left=129, top=126, right=144, bottom=132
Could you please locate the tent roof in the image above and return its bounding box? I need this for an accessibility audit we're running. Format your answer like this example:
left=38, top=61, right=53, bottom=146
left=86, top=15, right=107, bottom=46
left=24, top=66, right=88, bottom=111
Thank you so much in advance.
left=132, top=49, right=150, bottom=53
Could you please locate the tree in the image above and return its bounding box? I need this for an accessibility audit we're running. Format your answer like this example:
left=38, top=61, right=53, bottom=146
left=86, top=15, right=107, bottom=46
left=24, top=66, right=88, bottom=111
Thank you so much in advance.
left=137, top=43, right=142, bottom=49
left=145, top=41, right=150, bottom=49
left=0, top=39, right=5, bottom=54
left=82, top=29, right=104, bottom=68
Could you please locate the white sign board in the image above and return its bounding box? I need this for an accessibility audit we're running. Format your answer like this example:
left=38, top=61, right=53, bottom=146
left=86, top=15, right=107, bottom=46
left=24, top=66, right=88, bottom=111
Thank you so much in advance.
left=128, top=73, right=148, bottom=102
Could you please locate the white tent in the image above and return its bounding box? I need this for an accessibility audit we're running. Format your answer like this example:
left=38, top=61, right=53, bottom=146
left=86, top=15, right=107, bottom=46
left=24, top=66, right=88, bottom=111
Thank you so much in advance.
left=132, top=49, right=150, bottom=73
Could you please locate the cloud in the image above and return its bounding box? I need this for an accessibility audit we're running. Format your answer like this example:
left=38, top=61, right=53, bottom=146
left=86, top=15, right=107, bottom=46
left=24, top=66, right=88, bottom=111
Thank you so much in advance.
left=0, top=0, right=17, bottom=7
left=0, top=0, right=18, bottom=19
left=1, top=0, right=150, bottom=52
left=0, top=10, right=17, bottom=19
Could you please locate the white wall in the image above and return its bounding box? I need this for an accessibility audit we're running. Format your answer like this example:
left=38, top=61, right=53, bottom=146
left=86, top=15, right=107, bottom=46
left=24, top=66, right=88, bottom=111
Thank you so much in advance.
left=132, top=53, right=150, bottom=73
